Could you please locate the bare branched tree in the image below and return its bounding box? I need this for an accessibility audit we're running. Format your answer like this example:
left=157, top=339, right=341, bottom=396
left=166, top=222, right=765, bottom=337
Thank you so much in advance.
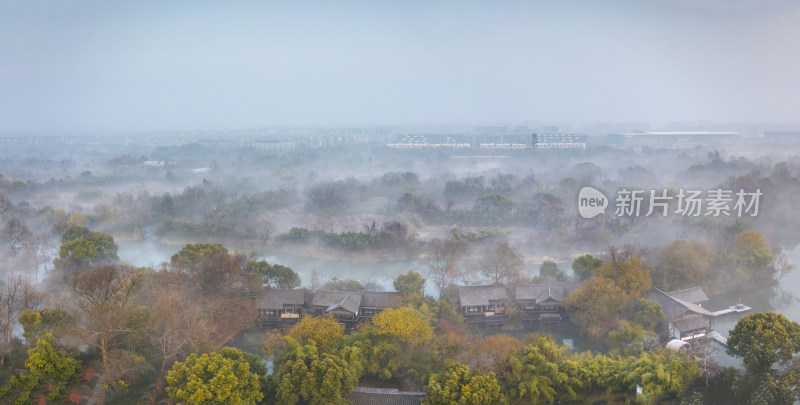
left=424, top=238, right=465, bottom=294
left=479, top=242, right=523, bottom=286
left=774, top=251, right=794, bottom=280
left=0, top=277, right=41, bottom=366
left=309, top=268, right=322, bottom=292
left=24, top=232, right=52, bottom=282
left=0, top=194, right=11, bottom=215
left=65, top=264, right=142, bottom=377
left=149, top=291, right=211, bottom=372
left=5, top=217, right=31, bottom=255
left=604, top=244, right=648, bottom=266
left=50, top=218, right=71, bottom=240
left=255, top=216, right=275, bottom=243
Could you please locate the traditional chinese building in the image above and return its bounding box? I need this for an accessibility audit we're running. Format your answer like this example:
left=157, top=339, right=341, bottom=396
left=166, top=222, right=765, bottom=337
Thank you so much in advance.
left=643, top=287, right=713, bottom=342
left=515, top=281, right=582, bottom=327
left=457, top=285, right=509, bottom=328
left=254, top=288, right=304, bottom=328
left=255, top=288, right=401, bottom=330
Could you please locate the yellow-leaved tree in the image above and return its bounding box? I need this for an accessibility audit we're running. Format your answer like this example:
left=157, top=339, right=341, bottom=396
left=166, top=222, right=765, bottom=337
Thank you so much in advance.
left=348, top=307, right=435, bottom=381
left=287, top=315, right=344, bottom=348
left=370, top=307, right=432, bottom=345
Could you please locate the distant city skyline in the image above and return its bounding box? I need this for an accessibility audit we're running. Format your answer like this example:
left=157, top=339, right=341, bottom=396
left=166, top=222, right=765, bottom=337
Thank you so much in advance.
left=2, top=0, right=799, bottom=132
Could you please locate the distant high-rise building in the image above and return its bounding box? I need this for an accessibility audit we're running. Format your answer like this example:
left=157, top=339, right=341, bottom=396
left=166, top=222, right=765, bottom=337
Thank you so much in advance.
left=531, top=133, right=587, bottom=149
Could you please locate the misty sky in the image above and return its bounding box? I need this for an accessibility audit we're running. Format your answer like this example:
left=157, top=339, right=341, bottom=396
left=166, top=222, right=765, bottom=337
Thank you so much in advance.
left=1, top=0, right=799, bottom=132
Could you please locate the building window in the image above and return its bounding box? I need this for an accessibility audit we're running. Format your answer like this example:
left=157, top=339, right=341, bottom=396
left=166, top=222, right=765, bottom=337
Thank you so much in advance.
left=467, top=306, right=482, bottom=314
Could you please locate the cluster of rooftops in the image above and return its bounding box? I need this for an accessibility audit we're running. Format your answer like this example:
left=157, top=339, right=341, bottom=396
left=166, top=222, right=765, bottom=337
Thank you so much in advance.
left=252, top=283, right=736, bottom=404
left=254, top=289, right=402, bottom=328
left=255, top=281, right=721, bottom=342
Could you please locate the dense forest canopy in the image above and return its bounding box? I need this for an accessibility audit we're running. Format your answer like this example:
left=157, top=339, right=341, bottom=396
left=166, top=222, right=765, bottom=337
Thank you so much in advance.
left=1, top=137, right=800, bottom=403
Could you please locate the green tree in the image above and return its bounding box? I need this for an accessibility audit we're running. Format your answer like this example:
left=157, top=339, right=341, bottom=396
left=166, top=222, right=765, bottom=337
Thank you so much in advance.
left=424, top=363, right=505, bottom=405
left=61, top=225, right=91, bottom=243
left=595, top=256, right=652, bottom=297
left=473, top=194, right=514, bottom=224
left=345, top=307, right=433, bottom=383
left=634, top=298, right=664, bottom=330
left=217, top=347, right=269, bottom=393
left=247, top=260, right=301, bottom=289
left=734, top=231, right=776, bottom=283
left=727, top=312, right=800, bottom=373
left=66, top=212, right=88, bottom=227
left=533, top=260, right=567, bottom=283
left=605, top=321, right=660, bottom=357
left=503, top=337, right=582, bottom=404
left=18, top=308, right=74, bottom=346
left=324, top=277, right=364, bottom=292
left=0, top=333, right=82, bottom=402
left=564, top=276, right=628, bottom=340
left=618, top=352, right=698, bottom=405
left=170, top=242, right=228, bottom=266
left=166, top=348, right=264, bottom=405
left=572, top=254, right=603, bottom=280
left=573, top=161, right=603, bottom=180
left=750, top=368, right=800, bottom=405
left=274, top=339, right=360, bottom=405
left=394, top=270, right=426, bottom=304
left=652, top=240, right=712, bottom=291
left=26, top=333, right=80, bottom=382
left=564, top=256, right=652, bottom=341
left=55, top=226, right=119, bottom=268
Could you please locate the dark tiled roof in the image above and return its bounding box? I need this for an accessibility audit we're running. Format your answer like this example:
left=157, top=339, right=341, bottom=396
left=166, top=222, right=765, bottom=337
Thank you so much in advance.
left=312, top=291, right=363, bottom=314
left=643, top=288, right=713, bottom=322
left=674, top=315, right=710, bottom=333
left=667, top=287, right=709, bottom=305
left=458, top=285, right=508, bottom=307
left=361, top=291, right=402, bottom=309
left=326, top=294, right=362, bottom=314
left=516, top=281, right=582, bottom=302
left=346, top=387, right=425, bottom=405
left=255, top=288, right=304, bottom=310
